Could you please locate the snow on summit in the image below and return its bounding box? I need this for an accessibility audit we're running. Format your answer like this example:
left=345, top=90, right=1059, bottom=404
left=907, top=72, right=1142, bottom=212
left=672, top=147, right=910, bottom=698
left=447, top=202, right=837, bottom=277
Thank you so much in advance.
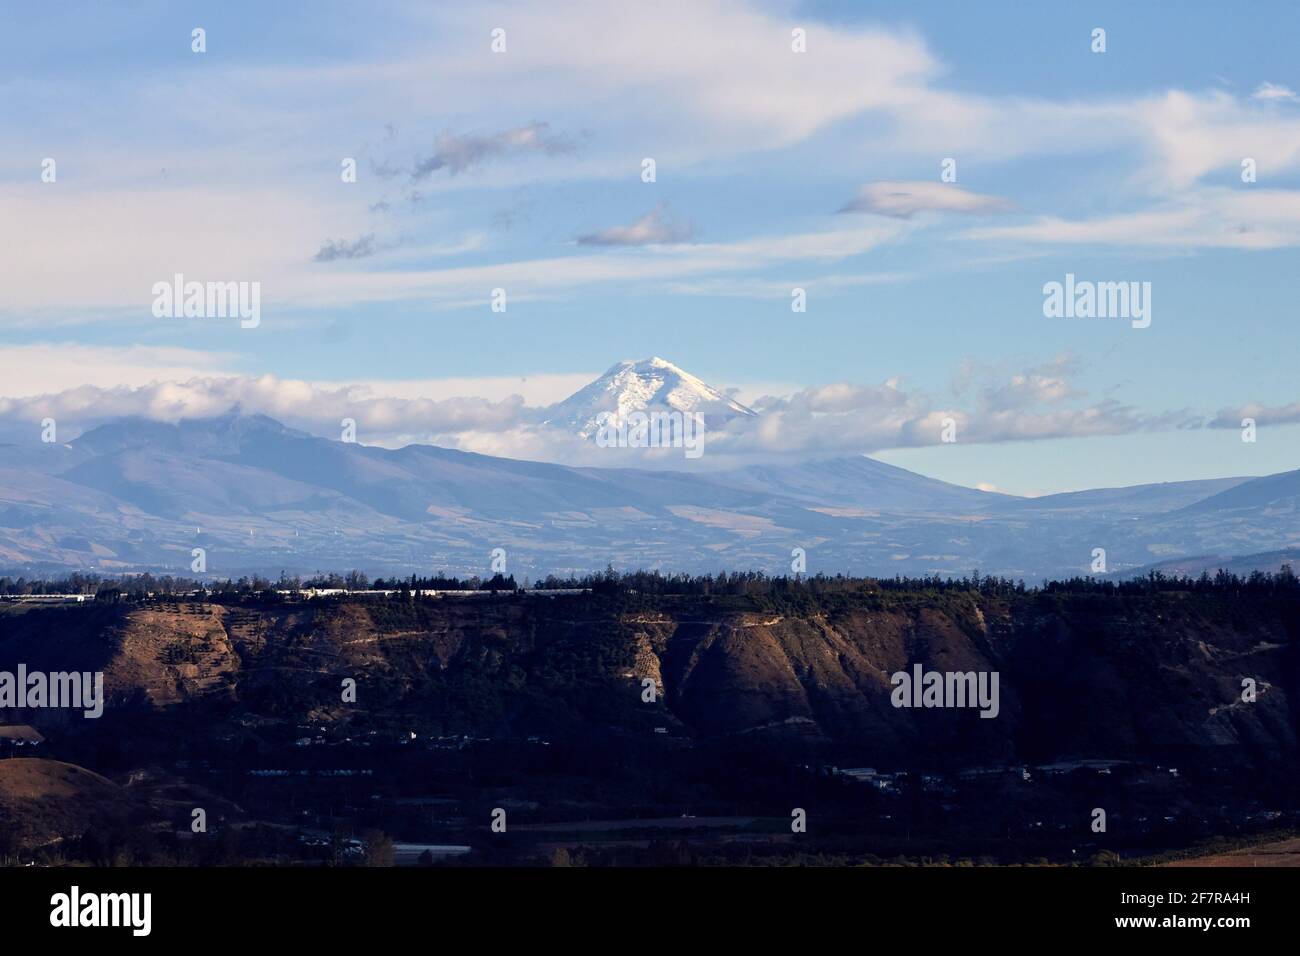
left=543, top=357, right=756, bottom=439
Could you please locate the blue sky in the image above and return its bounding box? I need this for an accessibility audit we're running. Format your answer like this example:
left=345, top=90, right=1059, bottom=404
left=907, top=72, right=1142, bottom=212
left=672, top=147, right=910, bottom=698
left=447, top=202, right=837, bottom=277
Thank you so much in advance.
left=2, top=0, right=1299, bottom=494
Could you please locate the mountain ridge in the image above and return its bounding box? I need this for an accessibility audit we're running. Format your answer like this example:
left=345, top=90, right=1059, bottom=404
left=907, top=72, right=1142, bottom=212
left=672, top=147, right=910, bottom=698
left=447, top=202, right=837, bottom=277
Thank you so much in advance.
left=1, top=410, right=1298, bottom=581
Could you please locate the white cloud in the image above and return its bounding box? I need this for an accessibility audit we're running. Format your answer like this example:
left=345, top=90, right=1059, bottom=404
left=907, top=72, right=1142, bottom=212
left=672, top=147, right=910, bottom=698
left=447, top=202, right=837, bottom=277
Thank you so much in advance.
left=398, top=0, right=941, bottom=154
left=410, top=123, right=578, bottom=179
left=0, top=354, right=1189, bottom=464
left=978, top=355, right=1080, bottom=412
left=1209, top=401, right=1300, bottom=428
left=315, top=373, right=597, bottom=406
left=964, top=187, right=1300, bottom=249
left=840, top=181, right=1012, bottom=218
left=0, top=374, right=530, bottom=441
left=6, top=4, right=1300, bottom=324
left=272, top=220, right=912, bottom=309
left=1253, top=82, right=1299, bottom=102
left=7, top=2, right=1300, bottom=328
left=0, top=344, right=237, bottom=395
left=0, top=184, right=358, bottom=316
left=1132, top=90, right=1300, bottom=189
left=577, top=204, right=694, bottom=246
left=0, top=149, right=908, bottom=317
left=660, top=272, right=910, bottom=300
left=662, top=360, right=1184, bottom=461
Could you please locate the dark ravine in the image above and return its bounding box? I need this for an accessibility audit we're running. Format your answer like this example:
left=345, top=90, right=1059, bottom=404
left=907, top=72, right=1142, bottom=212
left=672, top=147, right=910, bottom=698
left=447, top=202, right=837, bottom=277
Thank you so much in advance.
left=2, top=587, right=1297, bottom=765
left=3, top=585, right=1299, bottom=864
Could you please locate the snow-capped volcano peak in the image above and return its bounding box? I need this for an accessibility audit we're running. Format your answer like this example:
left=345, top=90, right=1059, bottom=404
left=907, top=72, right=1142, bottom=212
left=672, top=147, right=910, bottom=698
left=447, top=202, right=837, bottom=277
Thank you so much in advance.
left=543, top=357, right=757, bottom=439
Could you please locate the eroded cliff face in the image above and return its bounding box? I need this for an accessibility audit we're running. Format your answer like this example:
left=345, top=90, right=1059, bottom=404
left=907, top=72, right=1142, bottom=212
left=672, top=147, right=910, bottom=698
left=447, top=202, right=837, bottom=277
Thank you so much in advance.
left=1, top=589, right=1296, bottom=767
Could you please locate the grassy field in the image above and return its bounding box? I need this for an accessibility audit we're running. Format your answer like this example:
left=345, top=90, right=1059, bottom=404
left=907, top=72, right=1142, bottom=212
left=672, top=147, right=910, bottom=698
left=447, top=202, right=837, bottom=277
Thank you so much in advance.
left=1162, top=836, right=1300, bottom=867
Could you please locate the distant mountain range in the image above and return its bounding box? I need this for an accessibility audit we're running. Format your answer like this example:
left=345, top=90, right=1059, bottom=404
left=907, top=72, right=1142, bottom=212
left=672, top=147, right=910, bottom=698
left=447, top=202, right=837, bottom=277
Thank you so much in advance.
left=2, top=401, right=1298, bottom=580
left=1, top=359, right=1297, bottom=580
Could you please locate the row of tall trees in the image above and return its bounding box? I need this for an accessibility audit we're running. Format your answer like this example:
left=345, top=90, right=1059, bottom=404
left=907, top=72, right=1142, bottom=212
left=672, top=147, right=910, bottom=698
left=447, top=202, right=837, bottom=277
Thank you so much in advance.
left=5, top=563, right=1297, bottom=600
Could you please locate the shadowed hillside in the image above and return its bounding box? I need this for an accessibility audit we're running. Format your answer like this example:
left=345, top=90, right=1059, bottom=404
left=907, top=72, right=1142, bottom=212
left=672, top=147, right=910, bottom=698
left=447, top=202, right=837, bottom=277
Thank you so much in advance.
left=3, top=583, right=1297, bottom=766
left=3, top=578, right=1298, bottom=864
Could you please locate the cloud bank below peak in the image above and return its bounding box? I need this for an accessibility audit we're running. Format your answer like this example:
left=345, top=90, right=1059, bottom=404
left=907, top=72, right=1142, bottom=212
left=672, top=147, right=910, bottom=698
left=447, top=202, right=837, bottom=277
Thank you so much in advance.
left=0, top=353, right=1215, bottom=469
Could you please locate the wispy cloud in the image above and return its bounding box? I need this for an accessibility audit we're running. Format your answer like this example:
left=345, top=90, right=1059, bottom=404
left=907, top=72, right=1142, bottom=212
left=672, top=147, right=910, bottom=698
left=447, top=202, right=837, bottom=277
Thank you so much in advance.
left=964, top=188, right=1300, bottom=249
left=8, top=5, right=1300, bottom=324
left=1253, top=82, right=1299, bottom=102
left=410, top=122, right=576, bottom=180
left=577, top=204, right=694, bottom=246
left=0, top=344, right=238, bottom=397
left=1209, top=401, right=1300, bottom=427
left=269, top=221, right=911, bottom=310
left=839, top=181, right=1012, bottom=218
left=313, top=233, right=377, bottom=262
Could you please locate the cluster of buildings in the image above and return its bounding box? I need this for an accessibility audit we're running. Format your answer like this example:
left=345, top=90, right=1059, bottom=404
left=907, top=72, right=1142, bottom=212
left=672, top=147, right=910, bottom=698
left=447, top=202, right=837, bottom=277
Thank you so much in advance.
left=0, top=724, right=45, bottom=756
left=831, top=759, right=1131, bottom=792
left=0, top=593, right=92, bottom=604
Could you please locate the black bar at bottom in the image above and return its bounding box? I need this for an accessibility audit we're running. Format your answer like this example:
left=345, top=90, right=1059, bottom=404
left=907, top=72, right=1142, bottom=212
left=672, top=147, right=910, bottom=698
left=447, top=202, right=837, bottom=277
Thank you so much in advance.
left=0, top=865, right=1276, bottom=942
